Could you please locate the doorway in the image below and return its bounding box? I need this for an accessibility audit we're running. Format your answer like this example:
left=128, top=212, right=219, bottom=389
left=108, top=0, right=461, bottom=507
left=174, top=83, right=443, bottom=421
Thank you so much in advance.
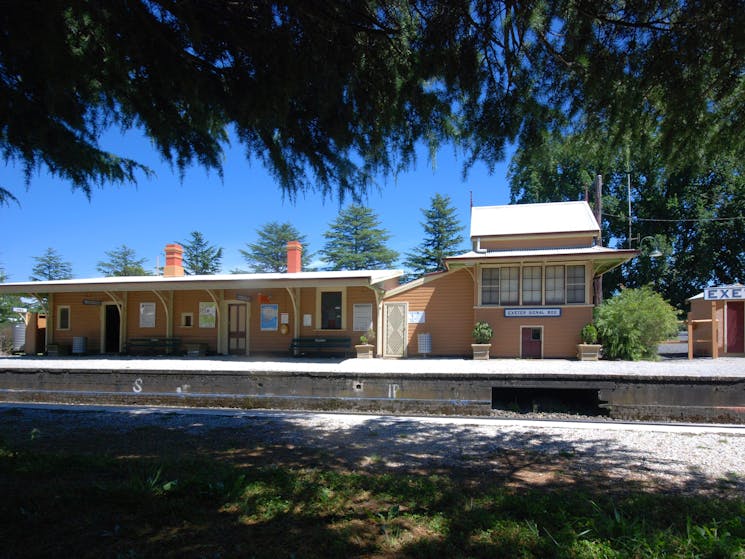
left=104, top=304, right=121, bottom=353
left=383, top=303, right=407, bottom=358
left=228, top=303, right=247, bottom=355
left=521, top=327, right=542, bottom=358
left=726, top=301, right=744, bottom=354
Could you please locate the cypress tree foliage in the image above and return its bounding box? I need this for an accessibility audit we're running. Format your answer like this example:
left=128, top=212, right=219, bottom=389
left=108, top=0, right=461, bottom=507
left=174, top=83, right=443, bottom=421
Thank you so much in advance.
left=180, top=232, right=223, bottom=275
left=239, top=222, right=311, bottom=273
left=404, top=194, right=465, bottom=278
left=1, top=2, right=742, bottom=206
left=321, top=205, right=398, bottom=270
left=96, top=245, right=151, bottom=277
left=30, top=248, right=73, bottom=281
left=0, top=267, right=23, bottom=325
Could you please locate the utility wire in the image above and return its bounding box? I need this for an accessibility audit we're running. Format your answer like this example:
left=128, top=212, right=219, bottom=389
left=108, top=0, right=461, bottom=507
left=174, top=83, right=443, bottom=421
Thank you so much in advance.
left=603, top=212, right=745, bottom=223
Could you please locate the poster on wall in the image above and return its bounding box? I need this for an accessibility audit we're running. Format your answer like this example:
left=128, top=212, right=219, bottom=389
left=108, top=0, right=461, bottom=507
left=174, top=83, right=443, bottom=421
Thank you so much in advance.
left=198, top=302, right=217, bottom=328
left=408, top=311, right=425, bottom=324
left=139, top=302, right=156, bottom=328
left=261, top=304, right=279, bottom=331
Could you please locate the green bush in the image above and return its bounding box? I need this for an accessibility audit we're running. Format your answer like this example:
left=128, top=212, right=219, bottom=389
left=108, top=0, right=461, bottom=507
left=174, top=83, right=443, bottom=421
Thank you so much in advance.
left=580, top=323, right=598, bottom=344
left=594, top=286, right=679, bottom=360
left=472, top=321, right=494, bottom=344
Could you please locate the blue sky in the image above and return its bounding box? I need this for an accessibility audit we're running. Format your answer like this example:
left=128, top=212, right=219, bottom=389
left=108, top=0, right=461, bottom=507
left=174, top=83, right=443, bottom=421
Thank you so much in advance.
left=1, top=128, right=512, bottom=280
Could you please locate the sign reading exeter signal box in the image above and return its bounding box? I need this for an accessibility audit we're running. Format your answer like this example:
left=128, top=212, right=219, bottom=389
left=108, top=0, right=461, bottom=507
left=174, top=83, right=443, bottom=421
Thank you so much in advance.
left=704, top=286, right=745, bottom=300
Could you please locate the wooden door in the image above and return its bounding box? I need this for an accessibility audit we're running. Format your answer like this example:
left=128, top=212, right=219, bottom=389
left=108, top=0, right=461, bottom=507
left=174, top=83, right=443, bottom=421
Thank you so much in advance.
left=521, top=327, right=542, bottom=358
left=228, top=304, right=247, bottom=355
left=726, top=302, right=744, bottom=354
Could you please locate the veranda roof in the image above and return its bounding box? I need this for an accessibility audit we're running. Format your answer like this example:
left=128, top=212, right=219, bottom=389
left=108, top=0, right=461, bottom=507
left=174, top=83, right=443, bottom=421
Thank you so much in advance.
left=0, top=269, right=404, bottom=295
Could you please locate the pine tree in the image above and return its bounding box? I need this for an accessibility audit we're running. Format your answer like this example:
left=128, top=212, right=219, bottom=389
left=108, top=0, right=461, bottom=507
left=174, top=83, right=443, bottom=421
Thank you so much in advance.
left=404, top=194, right=464, bottom=278
left=97, top=245, right=151, bottom=277
left=180, top=231, right=223, bottom=275
left=0, top=266, right=23, bottom=325
left=321, top=205, right=398, bottom=270
left=239, top=222, right=311, bottom=273
left=30, top=248, right=73, bottom=281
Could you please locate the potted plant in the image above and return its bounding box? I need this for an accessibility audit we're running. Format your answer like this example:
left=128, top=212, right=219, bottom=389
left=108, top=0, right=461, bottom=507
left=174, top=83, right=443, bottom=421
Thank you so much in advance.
left=471, top=321, right=494, bottom=360
left=355, top=328, right=376, bottom=359
left=577, top=323, right=602, bottom=361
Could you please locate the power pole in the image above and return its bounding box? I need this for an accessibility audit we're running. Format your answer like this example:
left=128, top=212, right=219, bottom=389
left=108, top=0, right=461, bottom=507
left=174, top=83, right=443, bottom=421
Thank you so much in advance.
left=593, top=175, right=603, bottom=305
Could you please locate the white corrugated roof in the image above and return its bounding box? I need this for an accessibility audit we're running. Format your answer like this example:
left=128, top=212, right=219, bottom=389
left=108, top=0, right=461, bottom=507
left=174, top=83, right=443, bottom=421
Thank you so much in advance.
left=470, top=201, right=599, bottom=238
left=0, top=269, right=404, bottom=294
left=447, top=245, right=636, bottom=261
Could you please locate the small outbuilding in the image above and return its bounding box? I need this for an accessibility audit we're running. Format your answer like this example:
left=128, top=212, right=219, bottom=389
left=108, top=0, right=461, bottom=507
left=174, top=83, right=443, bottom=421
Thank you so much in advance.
left=687, top=286, right=745, bottom=357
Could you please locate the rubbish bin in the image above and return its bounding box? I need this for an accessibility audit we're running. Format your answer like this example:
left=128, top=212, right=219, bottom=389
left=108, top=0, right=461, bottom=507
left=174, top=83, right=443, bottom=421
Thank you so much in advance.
left=417, top=333, right=432, bottom=356
left=12, top=323, right=26, bottom=352
left=72, top=336, right=87, bottom=355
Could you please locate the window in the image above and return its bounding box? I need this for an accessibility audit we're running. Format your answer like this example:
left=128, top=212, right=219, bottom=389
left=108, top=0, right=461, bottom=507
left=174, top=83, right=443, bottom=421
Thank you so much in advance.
left=139, top=302, right=156, bottom=328
left=318, top=289, right=344, bottom=330
left=522, top=266, right=542, bottom=305
left=181, top=312, right=193, bottom=328
left=481, top=268, right=500, bottom=305
left=57, top=306, right=70, bottom=330
left=545, top=265, right=565, bottom=304
left=353, top=304, right=373, bottom=332
left=500, top=267, right=519, bottom=305
left=566, top=265, right=586, bottom=303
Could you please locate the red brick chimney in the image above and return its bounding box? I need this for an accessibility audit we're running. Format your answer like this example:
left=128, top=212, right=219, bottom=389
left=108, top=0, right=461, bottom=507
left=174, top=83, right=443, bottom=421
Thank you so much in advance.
left=286, top=240, right=302, bottom=273
left=163, top=243, right=185, bottom=277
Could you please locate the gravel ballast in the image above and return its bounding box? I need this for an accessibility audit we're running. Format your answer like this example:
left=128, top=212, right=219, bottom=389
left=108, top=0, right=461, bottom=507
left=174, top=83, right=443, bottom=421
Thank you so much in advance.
left=1, top=403, right=743, bottom=496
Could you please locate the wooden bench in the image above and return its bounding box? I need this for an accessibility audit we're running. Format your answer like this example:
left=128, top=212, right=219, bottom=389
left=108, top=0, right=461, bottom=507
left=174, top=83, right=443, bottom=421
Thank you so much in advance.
left=127, top=337, right=181, bottom=355
left=289, top=337, right=352, bottom=356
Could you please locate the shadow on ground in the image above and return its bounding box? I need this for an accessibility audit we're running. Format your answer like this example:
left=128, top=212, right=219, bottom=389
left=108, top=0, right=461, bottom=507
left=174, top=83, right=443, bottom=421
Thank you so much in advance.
left=0, top=406, right=742, bottom=558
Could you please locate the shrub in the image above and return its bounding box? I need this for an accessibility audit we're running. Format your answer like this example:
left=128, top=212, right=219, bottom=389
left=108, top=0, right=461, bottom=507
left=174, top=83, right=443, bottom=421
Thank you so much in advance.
left=594, top=286, right=679, bottom=360
left=579, top=323, right=598, bottom=344
left=359, top=328, right=376, bottom=345
left=472, top=321, right=494, bottom=344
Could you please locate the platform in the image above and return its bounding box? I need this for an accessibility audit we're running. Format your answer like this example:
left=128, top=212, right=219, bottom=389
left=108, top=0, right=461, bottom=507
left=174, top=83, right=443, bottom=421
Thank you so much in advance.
left=0, top=355, right=743, bottom=422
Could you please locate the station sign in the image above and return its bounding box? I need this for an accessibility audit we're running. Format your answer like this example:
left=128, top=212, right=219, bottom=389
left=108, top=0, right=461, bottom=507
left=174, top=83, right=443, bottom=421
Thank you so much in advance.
left=12, top=307, right=27, bottom=313
left=703, top=287, right=745, bottom=301
left=504, top=308, right=562, bottom=318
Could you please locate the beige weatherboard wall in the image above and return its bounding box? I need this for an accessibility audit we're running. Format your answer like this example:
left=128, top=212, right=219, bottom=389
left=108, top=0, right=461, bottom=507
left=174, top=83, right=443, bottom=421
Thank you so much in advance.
left=0, top=242, right=402, bottom=357
left=384, top=201, right=637, bottom=358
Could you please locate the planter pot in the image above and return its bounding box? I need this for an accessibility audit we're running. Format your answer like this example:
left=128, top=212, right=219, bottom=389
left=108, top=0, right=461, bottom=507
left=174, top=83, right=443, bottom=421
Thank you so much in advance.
left=355, top=344, right=375, bottom=359
left=577, top=343, right=602, bottom=361
left=471, top=343, right=492, bottom=360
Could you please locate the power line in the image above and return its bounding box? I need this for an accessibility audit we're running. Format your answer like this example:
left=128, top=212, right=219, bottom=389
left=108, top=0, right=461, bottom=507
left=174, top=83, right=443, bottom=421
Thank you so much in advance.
left=604, top=212, right=745, bottom=223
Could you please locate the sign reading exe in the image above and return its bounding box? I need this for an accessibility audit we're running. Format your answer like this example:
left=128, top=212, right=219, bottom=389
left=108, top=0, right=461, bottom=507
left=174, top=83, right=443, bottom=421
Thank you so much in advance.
left=704, top=287, right=745, bottom=301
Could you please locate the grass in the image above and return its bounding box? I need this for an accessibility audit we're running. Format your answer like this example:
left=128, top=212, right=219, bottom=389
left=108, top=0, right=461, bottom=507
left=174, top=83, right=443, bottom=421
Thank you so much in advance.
left=0, top=440, right=743, bottom=559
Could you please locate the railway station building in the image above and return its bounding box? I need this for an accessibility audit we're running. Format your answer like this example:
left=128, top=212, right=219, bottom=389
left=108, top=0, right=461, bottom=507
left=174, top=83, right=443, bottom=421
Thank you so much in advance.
left=1, top=201, right=637, bottom=359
